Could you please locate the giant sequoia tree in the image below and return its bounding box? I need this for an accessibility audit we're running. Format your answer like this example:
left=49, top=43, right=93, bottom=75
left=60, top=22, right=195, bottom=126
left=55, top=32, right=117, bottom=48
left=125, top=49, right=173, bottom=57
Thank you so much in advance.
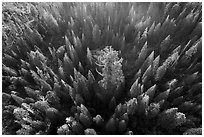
left=2, top=2, right=202, bottom=135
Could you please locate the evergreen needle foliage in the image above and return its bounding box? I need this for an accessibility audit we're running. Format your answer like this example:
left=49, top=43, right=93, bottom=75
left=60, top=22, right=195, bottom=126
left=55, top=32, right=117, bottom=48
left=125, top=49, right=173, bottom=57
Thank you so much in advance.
left=2, top=2, right=202, bottom=135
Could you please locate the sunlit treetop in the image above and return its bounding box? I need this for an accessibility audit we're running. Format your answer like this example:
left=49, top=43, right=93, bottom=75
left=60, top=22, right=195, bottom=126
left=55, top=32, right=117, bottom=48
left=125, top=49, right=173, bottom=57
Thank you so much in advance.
left=96, top=46, right=124, bottom=89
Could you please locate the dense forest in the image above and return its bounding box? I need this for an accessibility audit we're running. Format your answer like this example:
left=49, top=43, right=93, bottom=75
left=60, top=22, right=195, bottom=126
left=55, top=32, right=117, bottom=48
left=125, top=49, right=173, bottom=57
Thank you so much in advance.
left=2, top=2, right=202, bottom=135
